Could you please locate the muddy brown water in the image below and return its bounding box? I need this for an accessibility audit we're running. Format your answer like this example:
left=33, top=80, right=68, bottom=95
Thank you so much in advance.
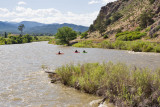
left=0, top=41, right=160, bottom=107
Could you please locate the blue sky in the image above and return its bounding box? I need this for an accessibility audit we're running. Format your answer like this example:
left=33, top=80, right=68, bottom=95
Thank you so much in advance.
left=0, top=0, right=116, bottom=26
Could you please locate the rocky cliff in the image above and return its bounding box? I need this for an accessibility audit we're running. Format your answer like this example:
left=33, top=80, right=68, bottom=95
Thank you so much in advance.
left=88, top=0, right=160, bottom=41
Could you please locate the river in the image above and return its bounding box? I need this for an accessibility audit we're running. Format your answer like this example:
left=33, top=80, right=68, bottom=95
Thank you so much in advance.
left=0, top=41, right=160, bottom=107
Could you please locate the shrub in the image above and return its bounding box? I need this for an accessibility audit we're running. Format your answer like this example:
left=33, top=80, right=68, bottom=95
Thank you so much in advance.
left=112, top=12, right=123, bottom=22
left=114, top=41, right=128, bottom=50
left=149, top=0, right=155, bottom=4
left=139, top=12, right=154, bottom=28
left=135, top=27, right=142, bottom=31
left=73, top=40, right=95, bottom=48
left=0, top=37, right=6, bottom=45
left=98, top=40, right=114, bottom=49
left=89, top=24, right=96, bottom=32
left=145, top=27, right=151, bottom=32
left=55, top=62, right=160, bottom=106
left=80, top=32, right=88, bottom=39
left=105, top=19, right=111, bottom=26
left=116, top=31, right=146, bottom=41
left=103, top=34, right=108, bottom=39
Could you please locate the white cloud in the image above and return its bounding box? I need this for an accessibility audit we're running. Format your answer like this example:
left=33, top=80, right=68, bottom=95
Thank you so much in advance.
left=88, top=0, right=100, bottom=4
left=88, top=0, right=116, bottom=5
left=18, top=1, right=26, bottom=5
left=0, top=6, right=99, bottom=26
left=102, top=0, right=115, bottom=4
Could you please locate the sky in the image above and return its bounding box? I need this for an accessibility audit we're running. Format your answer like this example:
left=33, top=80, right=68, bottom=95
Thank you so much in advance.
left=0, top=0, right=116, bottom=26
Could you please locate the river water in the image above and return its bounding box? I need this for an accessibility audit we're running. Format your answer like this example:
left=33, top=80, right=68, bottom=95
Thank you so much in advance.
left=0, top=41, right=160, bottom=107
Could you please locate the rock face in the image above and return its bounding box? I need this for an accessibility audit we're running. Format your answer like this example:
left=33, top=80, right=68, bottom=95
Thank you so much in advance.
left=88, top=0, right=160, bottom=39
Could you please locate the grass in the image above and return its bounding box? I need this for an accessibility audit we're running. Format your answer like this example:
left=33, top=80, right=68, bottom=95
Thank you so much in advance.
left=73, top=40, right=160, bottom=53
left=48, top=38, right=56, bottom=44
left=55, top=62, right=160, bottom=106
left=72, top=40, right=97, bottom=48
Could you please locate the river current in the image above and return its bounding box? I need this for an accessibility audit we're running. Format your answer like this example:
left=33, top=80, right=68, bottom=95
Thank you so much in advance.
left=0, top=41, right=160, bottom=107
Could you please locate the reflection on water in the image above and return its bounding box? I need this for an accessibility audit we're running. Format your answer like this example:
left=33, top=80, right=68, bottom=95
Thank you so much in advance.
left=0, top=41, right=160, bottom=107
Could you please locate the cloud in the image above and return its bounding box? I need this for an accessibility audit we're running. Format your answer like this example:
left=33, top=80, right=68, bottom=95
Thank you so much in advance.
left=0, top=6, right=99, bottom=26
left=18, top=1, right=26, bottom=5
left=88, top=0, right=116, bottom=5
left=88, top=0, right=100, bottom=4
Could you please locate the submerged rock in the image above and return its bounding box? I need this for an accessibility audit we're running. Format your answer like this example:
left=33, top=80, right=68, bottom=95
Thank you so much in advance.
left=45, top=71, right=61, bottom=83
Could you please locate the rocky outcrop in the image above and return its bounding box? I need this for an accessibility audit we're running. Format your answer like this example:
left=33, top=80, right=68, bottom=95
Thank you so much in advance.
left=88, top=0, right=160, bottom=39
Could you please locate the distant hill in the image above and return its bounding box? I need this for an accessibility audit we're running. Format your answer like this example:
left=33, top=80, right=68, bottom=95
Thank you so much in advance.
left=0, top=21, right=88, bottom=34
left=27, top=23, right=89, bottom=34
left=0, top=21, right=17, bottom=33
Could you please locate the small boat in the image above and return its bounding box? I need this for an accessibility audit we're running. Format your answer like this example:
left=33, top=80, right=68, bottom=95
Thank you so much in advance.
left=83, top=52, right=87, bottom=53
left=74, top=52, right=80, bottom=53
left=56, top=53, right=64, bottom=55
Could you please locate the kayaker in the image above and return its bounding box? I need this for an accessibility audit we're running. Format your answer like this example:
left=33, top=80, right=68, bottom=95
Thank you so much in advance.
left=83, top=50, right=86, bottom=53
left=75, top=50, right=78, bottom=53
left=58, top=51, right=61, bottom=54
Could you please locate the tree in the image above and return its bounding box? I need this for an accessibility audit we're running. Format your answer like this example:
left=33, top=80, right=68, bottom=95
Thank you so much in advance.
left=89, top=24, right=96, bottom=32
left=55, top=27, right=77, bottom=45
left=18, top=24, right=25, bottom=36
left=80, top=31, right=88, bottom=39
left=4, top=32, right=7, bottom=38
left=139, top=12, right=154, bottom=29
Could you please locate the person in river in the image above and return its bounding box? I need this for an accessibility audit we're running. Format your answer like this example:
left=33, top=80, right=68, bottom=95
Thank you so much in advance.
left=75, top=50, right=78, bottom=53
left=83, top=50, right=86, bottom=53
left=58, top=51, right=61, bottom=54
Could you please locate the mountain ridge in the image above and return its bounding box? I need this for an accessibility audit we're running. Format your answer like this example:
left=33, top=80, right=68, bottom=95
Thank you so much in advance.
left=0, top=21, right=88, bottom=34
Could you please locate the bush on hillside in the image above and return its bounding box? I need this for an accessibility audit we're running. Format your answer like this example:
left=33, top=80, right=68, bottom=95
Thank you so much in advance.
left=139, top=11, right=154, bottom=28
left=112, top=12, right=123, bottom=23
left=80, top=32, right=88, bottom=39
left=116, top=31, right=146, bottom=41
left=149, top=0, right=155, bottom=4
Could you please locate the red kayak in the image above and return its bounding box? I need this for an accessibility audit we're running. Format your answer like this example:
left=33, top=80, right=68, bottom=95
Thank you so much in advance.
left=56, top=53, right=64, bottom=55
left=74, top=52, right=80, bottom=53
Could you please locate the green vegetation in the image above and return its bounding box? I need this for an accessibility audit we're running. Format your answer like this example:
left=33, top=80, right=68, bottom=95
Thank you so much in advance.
left=18, top=24, right=25, bottom=36
left=103, top=34, right=108, bottom=39
left=80, top=31, right=88, bottom=39
left=73, top=40, right=160, bottom=53
left=73, top=40, right=97, bottom=48
left=55, top=27, right=77, bottom=45
left=115, top=31, right=146, bottom=41
left=149, top=0, right=155, bottom=4
left=48, top=38, right=56, bottom=44
left=105, top=19, right=111, bottom=26
left=139, top=11, right=154, bottom=29
left=55, top=62, right=160, bottom=106
left=111, top=12, right=123, bottom=23
left=89, top=24, right=96, bottom=32
left=0, top=34, right=52, bottom=45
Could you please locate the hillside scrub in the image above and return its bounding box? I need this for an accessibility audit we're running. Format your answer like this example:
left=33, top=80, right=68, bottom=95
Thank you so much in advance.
left=115, top=31, right=146, bottom=41
left=139, top=11, right=154, bottom=29
left=55, top=62, right=160, bottom=106
left=73, top=40, right=160, bottom=53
